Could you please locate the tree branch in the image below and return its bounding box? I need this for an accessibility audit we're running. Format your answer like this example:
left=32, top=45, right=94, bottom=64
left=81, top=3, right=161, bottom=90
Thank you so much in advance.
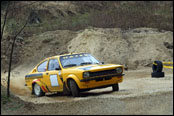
left=5, top=1, right=39, bottom=97
left=1, top=1, right=10, bottom=41
left=1, top=1, right=39, bottom=41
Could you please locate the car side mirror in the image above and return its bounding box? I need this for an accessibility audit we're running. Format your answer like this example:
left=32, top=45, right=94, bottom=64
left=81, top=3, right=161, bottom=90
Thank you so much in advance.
left=100, top=62, right=104, bottom=64
left=32, top=69, right=36, bottom=73
left=55, top=67, right=61, bottom=70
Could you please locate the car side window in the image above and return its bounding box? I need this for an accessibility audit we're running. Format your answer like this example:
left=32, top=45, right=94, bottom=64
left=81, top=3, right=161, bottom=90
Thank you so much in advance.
left=37, top=60, right=48, bottom=72
left=48, top=59, right=60, bottom=71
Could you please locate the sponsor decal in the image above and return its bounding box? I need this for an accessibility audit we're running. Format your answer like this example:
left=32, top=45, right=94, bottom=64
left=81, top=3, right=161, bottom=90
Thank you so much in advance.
left=25, top=73, right=43, bottom=78
left=41, top=85, right=48, bottom=92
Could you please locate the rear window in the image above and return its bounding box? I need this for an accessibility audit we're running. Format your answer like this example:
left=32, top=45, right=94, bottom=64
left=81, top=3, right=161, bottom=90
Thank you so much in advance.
left=37, top=60, right=48, bottom=72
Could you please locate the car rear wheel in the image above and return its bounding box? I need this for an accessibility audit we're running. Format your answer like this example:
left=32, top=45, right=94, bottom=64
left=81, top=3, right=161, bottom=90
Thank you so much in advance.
left=33, top=84, right=45, bottom=97
left=69, top=80, right=80, bottom=97
left=112, top=83, right=119, bottom=91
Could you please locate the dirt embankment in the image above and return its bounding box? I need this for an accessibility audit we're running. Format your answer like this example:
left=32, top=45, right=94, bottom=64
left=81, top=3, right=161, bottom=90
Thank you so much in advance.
left=1, top=30, right=77, bottom=70
left=1, top=27, right=173, bottom=71
left=68, top=27, right=173, bottom=69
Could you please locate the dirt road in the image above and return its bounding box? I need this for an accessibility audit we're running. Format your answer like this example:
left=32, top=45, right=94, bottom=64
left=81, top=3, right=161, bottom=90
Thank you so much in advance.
left=1, top=68, right=173, bottom=115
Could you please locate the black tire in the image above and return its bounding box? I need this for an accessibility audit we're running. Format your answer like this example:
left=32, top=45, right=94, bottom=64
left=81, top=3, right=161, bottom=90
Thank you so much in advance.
left=151, top=72, right=165, bottom=78
left=69, top=80, right=80, bottom=97
left=33, top=84, right=45, bottom=97
left=152, top=61, right=163, bottom=72
left=63, top=83, right=71, bottom=96
left=112, top=83, right=119, bottom=91
left=31, top=89, right=35, bottom=95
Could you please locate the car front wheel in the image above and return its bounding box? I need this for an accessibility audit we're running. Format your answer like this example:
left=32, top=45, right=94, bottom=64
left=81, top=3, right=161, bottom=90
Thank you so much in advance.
left=112, top=83, right=119, bottom=91
left=33, top=84, right=45, bottom=97
left=69, top=80, right=80, bottom=97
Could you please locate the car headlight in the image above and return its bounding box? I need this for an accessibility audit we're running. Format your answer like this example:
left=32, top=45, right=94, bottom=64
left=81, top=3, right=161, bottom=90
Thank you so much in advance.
left=83, top=72, right=90, bottom=78
left=116, top=67, right=122, bottom=73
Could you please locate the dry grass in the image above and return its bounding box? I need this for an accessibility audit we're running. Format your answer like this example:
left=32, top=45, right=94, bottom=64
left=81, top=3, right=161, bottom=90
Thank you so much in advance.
left=2, top=1, right=173, bottom=36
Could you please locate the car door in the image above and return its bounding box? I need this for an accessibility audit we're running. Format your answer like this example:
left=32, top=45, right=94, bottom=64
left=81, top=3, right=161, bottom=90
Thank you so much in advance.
left=35, top=60, right=49, bottom=87
left=46, top=58, right=63, bottom=92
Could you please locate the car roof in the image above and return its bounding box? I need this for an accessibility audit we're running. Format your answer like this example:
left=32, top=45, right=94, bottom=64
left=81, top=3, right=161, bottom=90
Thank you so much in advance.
left=45, top=52, right=89, bottom=60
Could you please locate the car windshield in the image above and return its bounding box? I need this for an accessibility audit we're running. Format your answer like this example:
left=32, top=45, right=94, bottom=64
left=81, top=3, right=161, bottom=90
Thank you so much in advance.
left=60, top=53, right=100, bottom=68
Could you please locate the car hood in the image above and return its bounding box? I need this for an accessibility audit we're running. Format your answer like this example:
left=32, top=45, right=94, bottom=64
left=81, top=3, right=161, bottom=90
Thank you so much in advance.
left=67, top=64, right=123, bottom=72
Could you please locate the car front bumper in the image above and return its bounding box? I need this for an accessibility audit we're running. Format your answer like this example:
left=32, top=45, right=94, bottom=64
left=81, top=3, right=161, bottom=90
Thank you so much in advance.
left=78, top=74, right=124, bottom=89
left=80, top=74, right=124, bottom=82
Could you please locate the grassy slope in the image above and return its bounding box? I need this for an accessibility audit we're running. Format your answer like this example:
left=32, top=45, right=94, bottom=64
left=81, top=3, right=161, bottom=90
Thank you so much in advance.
left=2, top=1, right=173, bottom=37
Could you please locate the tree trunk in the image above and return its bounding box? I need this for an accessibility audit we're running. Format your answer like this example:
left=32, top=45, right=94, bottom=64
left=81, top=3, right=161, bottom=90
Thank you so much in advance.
left=6, top=19, right=28, bottom=98
left=7, top=36, right=16, bottom=97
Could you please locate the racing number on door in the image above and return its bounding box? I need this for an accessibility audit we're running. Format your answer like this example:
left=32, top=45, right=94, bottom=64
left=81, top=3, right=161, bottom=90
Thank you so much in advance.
left=50, top=74, right=59, bottom=86
left=47, top=59, right=63, bottom=91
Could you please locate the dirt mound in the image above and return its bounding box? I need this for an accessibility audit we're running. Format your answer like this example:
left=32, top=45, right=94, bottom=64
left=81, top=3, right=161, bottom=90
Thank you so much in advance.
left=20, top=30, right=77, bottom=65
left=68, top=27, right=173, bottom=69
left=1, top=29, right=77, bottom=70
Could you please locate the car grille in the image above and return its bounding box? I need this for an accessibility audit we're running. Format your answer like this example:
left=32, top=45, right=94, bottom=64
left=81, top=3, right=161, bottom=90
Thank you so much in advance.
left=89, top=69, right=117, bottom=77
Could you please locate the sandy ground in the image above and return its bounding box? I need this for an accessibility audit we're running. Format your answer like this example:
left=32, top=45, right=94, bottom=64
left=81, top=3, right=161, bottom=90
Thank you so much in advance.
left=1, top=67, right=173, bottom=115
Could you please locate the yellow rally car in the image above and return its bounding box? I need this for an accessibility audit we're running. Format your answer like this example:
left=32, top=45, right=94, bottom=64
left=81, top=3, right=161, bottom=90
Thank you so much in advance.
left=25, top=53, right=124, bottom=97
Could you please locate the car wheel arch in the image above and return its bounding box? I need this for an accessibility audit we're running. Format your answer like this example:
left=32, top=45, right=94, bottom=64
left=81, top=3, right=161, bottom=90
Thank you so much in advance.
left=31, top=79, right=48, bottom=93
left=66, top=77, right=79, bottom=90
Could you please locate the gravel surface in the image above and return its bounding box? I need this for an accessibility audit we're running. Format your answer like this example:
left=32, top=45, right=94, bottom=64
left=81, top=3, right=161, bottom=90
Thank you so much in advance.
left=1, top=68, right=173, bottom=115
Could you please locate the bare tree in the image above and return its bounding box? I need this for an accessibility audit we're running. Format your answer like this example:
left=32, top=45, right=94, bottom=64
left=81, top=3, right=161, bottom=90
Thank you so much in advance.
left=7, top=19, right=29, bottom=97
left=1, top=1, right=38, bottom=41
left=1, top=1, right=39, bottom=97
